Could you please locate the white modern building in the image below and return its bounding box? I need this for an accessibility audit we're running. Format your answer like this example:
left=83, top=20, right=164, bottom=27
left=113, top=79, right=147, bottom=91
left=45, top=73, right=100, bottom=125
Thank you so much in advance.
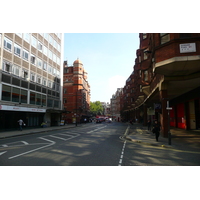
left=0, top=33, right=64, bottom=130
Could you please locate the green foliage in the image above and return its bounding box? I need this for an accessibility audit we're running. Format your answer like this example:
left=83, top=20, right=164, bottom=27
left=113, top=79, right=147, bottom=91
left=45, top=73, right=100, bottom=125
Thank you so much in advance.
left=90, top=101, right=103, bottom=116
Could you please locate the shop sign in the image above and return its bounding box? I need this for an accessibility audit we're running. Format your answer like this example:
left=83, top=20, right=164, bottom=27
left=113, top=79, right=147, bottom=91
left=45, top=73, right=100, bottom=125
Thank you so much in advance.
left=0, top=105, right=46, bottom=113
left=180, top=43, right=196, bottom=53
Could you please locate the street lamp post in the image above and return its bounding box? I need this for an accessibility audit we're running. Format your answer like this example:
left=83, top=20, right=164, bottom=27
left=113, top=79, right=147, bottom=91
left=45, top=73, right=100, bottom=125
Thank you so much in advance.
left=166, top=100, right=172, bottom=145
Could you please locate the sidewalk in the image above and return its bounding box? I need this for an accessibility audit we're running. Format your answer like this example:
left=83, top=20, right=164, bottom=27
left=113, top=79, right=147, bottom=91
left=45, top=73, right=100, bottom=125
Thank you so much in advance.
left=124, top=123, right=200, bottom=151
left=0, top=124, right=78, bottom=139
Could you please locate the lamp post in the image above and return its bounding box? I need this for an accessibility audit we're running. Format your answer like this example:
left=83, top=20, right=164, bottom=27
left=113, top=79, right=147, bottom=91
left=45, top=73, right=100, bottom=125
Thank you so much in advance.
left=166, top=100, right=172, bottom=145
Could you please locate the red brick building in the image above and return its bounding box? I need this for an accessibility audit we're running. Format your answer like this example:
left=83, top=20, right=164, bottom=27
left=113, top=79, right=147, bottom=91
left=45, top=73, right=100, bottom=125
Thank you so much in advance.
left=121, top=33, right=200, bottom=137
left=62, top=59, right=90, bottom=124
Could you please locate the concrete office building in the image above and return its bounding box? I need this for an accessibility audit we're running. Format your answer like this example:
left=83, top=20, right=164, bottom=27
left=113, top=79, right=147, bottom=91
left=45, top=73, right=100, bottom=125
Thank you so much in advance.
left=0, top=33, right=63, bottom=130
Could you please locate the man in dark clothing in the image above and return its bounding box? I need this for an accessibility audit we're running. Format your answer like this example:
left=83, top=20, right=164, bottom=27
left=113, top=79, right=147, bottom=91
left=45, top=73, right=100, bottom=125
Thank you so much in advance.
left=152, top=120, right=160, bottom=141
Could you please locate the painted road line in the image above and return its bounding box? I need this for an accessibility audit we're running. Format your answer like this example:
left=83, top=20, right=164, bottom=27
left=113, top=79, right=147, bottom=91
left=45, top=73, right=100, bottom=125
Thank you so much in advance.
left=118, top=140, right=126, bottom=166
left=21, top=141, right=29, bottom=145
left=87, top=126, right=107, bottom=133
left=0, top=151, right=7, bottom=156
left=8, top=137, right=55, bottom=160
left=49, top=135, right=67, bottom=141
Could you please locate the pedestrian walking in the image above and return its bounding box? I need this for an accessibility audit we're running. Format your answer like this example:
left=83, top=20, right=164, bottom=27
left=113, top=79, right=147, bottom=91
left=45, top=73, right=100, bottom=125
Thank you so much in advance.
left=18, top=119, right=24, bottom=131
left=152, top=120, right=160, bottom=142
left=84, top=118, right=87, bottom=124
left=147, top=119, right=151, bottom=131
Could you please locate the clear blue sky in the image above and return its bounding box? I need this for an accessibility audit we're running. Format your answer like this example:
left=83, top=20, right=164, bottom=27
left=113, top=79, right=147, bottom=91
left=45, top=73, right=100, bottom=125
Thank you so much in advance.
left=64, top=33, right=139, bottom=103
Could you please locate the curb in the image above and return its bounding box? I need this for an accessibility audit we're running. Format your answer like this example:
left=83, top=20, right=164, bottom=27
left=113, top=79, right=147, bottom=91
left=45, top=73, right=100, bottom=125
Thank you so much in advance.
left=124, top=136, right=174, bottom=149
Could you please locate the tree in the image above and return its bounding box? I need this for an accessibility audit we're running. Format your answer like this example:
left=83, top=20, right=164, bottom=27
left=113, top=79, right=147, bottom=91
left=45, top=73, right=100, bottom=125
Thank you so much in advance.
left=90, top=101, right=103, bottom=116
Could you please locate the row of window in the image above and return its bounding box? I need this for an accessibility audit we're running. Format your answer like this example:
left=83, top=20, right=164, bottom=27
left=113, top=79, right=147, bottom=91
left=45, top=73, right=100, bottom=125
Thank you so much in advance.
left=3, top=36, right=61, bottom=65
left=2, top=61, right=60, bottom=90
left=1, top=84, right=60, bottom=108
left=15, top=33, right=61, bottom=52
left=3, top=58, right=60, bottom=76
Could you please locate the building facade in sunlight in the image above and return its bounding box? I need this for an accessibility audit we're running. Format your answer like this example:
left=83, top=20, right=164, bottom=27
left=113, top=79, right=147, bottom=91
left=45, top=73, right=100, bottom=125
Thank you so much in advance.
left=63, top=59, right=90, bottom=123
left=119, top=33, right=200, bottom=136
left=0, top=33, right=63, bottom=130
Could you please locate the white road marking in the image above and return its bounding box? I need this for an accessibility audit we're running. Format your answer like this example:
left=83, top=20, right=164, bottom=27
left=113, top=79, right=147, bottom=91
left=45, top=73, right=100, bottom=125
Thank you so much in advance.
left=118, top=140, right=126, bottom=166
left=87, top=126, right=107, bottom=133
left=2, top=145, right=8, bottom=147
left=49, top=135, right=67, bottom=141
left=8, top=137, right=55, bottom=160
left=21, top=141, right=29, bottom=145
left=0, top=151, right=7, bottom=156
left=8, top=133, right=80, bottom=160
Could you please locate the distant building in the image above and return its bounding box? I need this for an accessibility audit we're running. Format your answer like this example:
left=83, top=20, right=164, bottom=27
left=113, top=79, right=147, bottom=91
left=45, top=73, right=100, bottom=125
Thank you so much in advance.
left=101, top=102, right=111, bottom=116
left=62, top=59, right=90, bottom=123
left=110, top=88, right=122, bottom=121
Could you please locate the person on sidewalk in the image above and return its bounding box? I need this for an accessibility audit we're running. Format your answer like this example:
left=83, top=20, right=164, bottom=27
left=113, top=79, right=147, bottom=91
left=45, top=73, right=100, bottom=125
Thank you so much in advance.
left=18, top=119, right=24, bottom=131
left=147, top=119, right=151, bottom=131
left=152, top=120, right=160, bottom=141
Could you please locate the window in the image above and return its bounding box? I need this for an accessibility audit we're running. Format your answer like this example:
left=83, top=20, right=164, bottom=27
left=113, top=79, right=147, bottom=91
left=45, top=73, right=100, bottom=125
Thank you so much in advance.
left=47, top=99, right=53, bottom=107
left=160, top=33, right=170, bottom=44
left=48, top=65, right=52, bottom=74
left=37, top=58, right=42, bottom=68
left=36, top=93, right=41, bottom=105
left=53, top=40, right=57, bottom=49
left=31, top=36, right=37, bottom=47
left=57, top=57, right=60, bottom=65
left=21, top=89, right=27, bottom=103
left=43, top=78, right=47, bottom=86
left=2, top=85, right=11, bottom=101
left=48, top=80, right=52, bottom=88
left=44, top=33, right=48, bottom=41
left=48, top=50, right=53, bottom=60
left=56, top=69, right=60, bottom=77
left=64, top=88, right=67, bottom=94
left=143, top=33, right=147, bottom=39
left=37, top=76, right=41, bottom=84
left=12, top=65, right=20, bottom=76
left=38, top=42, right=42, bottom=51
left=22, top=69, right=28, bottom=79
left=64, top=98, right=67, bottom=103
left=143, top=50, right=148, bottom=60
left=53, top=67, right=56, bottom=75
left=139, top=56, right=141, bottom=63
left=57, top=44, right=61, bottom=52
left=12, top=87, right=20, bottom=102
left=144, top=71, right=148, bottom=81
left=2, top=61, right=12, bottom=73
left=42, top=95, right=46, bottom=106
left=31, top=73, right=35, bottom=82
left=43, top=45, right=47, bottom=56
left=23, top=33, right=30, bottom=42
left=30, top=54, right=36, bottom=65
left=30, top=92, right=35, bottom=104
left=49, top=35, right=53, bottom=45
left=4, top=37, right=12, bottom=51
left=53, top=53, right=56, bottom=63
left=23, top=49, right=29, bottom=60
left=43, top=62, right=47, bottom=70
left=14, top=43, right=21, bottom=56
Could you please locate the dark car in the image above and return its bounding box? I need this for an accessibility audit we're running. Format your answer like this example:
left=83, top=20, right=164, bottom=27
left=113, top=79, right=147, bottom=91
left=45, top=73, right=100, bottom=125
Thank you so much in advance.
left=96, top=119, right=102, bottom=123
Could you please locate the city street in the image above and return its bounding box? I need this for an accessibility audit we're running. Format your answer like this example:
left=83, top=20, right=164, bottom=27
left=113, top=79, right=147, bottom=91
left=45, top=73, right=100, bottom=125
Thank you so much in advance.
left=0, top=122, right=199, bottom=166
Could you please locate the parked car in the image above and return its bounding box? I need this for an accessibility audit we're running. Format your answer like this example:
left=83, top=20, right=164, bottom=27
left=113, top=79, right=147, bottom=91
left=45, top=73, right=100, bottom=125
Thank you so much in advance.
left=96, top=118, right=102, bottom=123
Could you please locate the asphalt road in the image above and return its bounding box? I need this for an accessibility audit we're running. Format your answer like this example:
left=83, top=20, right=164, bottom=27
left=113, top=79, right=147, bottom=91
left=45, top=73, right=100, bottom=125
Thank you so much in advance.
left=0, top=122, right=199, bottom=166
